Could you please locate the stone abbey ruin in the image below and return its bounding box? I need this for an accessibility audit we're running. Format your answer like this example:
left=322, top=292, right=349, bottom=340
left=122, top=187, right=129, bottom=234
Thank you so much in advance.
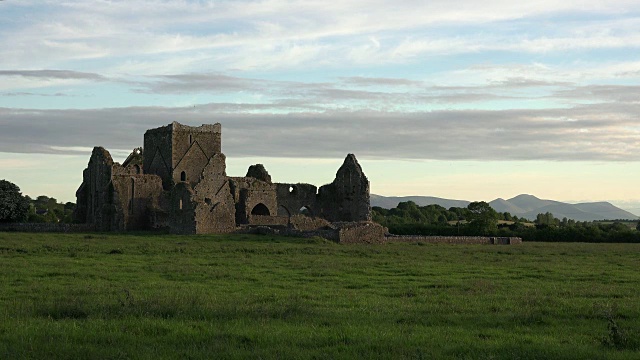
left=74, top=122, right=385, bottom=241
left=72, top=121, right=520, bottom=245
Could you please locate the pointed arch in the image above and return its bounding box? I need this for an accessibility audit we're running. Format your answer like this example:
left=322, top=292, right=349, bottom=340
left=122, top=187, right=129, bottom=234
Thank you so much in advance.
left=251, top=203, right=270, bottom=216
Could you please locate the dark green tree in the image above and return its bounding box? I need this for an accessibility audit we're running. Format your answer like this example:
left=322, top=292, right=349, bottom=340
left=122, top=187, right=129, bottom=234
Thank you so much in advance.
left=0, top=180, right=30, bottom=223
left=467, top=201, right=498, bottom=234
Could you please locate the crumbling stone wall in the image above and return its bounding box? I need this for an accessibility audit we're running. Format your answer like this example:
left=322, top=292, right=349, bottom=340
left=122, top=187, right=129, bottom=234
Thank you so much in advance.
left=276, top=183, right=319, bottom=218
left=75, top=146, right=166, bottom=232
left=318, top=154, right=371, bottom=222
left=143, top=125, right=173, bottom=190
left=0, top=223, right=95, bottom=233
left=289, top=214, right=332, bottom=231
left=335, top=221, right=386, bottom=244
left=121, top=147, right=143, bottom=174
left=76, top=122, right=374, bottom=235
left=246, top=164, right=271, bottom=183
left=74, top=147, right=115, bottom=231
left=248, top=215, right=289, bottom=226
left=385, top=235, right=523, bottom=245
left=230, top=164, right=279, bottom=226
left=229, top=176, right=277, bottom=225
left=169, top=182, right=197, bottom=234
left=110, top=173, right=163, bottom=231
left=192, top=154, right=236, bottom=233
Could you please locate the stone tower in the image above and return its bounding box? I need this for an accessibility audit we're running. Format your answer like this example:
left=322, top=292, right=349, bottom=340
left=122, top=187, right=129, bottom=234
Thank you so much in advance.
left=318, top=154, right=371, bottom=222
left=143, top=122, right=222, bottom=189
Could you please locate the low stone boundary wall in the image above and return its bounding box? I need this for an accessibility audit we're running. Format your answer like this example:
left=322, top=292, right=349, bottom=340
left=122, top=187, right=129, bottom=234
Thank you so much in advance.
left=0, top=222, right=521, bottom=245
left=335, top=222, right=386, bottom=244
left=289, top=215, right=332, bottom=231
left=385, top=235, right=522, bottom=245
left=248, top=215, right=289, bottom=226
left=0, top=223, right=96, bottom=233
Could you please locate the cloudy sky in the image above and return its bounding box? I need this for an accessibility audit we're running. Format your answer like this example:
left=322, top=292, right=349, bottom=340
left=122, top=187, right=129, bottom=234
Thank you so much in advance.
left=1, top=0, right=639, bottom=213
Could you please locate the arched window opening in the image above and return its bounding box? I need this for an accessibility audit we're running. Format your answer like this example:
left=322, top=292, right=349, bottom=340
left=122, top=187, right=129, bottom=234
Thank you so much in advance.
left=189, top=134, right=193, bottom=144
left=133, top=164, right=141, bottom=174
left=299, top=206, right=312, bottom=216
left=251, top=203, right=270, bottom=216
left=180, top=171, right=186, bottom=182
left=289, top=186, right=294, bottom=193
left=179, top=199, right=183, bottom=210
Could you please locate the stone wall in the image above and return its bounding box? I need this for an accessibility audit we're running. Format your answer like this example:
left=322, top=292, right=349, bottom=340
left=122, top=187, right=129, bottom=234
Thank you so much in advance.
left=335, top=221, right=386, bottom=244
left=143, top=124, right=174, bottom=190
left=0, top=223, right=95, bottom=233
left=74, top=147, right=117, bottom=231
left=110, top=173, right=164, bottom=231
left=191, top=154, right=236, bottom=234
left=276, top=183, right=318, bottom=217
left=248, top=215, right=289, bottom=226
left=229, top=177, right=277, bottom=225
left=385, top=235, right=523, bottom=245
left=318, top=154, right=371, bottom=222
left=76, top=122, right=376, bottom=235
left=143, top=122, right=222, bottom=190
left=170, top=122, right=221, bottom=165
left=289, top=214, right=332, bottom=231
left=169, top=182, right=197, bottom=234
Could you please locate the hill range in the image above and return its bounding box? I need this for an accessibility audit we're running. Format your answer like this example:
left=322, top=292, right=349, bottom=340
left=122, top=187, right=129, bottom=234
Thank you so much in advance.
left=371, top=194, right=639, bottom=221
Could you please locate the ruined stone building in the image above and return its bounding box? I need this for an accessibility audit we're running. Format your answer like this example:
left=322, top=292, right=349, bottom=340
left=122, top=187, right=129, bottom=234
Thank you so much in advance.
left=74, top=122, right=375, bottom=236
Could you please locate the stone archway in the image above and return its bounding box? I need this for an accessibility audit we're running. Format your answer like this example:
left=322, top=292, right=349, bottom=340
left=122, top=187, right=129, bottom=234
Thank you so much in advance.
left=251, top=203, right=270, bottom=216
left=299, top=205, right=314, bottom=217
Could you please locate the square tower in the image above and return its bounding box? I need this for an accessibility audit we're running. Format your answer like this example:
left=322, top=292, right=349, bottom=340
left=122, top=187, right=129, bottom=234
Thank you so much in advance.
left=143, top=122, right=222, bottom=189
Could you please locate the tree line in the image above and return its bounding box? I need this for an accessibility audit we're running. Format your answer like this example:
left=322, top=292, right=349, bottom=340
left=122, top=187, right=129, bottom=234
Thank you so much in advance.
left=3, top=178, right=639, bottom=242
left=0, top=180, right=75, bottom=224
left=373, top=201, right=640, bottom=243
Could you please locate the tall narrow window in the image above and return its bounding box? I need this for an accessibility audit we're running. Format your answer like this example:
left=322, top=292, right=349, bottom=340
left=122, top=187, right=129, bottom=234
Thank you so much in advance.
left=189, top=135, right=193, bottom=144
left=179, top=199, right=183, bottom=210
left=129, top=178, right=135, bottom=214
left=180, top=171, right=186, bottom=182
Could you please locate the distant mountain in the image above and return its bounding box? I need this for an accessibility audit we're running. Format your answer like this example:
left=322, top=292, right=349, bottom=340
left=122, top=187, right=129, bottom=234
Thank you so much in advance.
left=371, top=193, right=639, bottom=221
left=504, top=194, right=554, bottom=213
left=489, top=198, right=525, bottom=214
left=370, top=194, right=469, bottom=210
left=521, top=202, right=594, bottom=222
left=574, top=202, right=640, bottom=221
left=507, top=195, right=639, bottom=221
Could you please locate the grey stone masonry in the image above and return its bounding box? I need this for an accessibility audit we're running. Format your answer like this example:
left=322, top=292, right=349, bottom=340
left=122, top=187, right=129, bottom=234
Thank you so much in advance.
left=75, top=122, right=374, bottom=234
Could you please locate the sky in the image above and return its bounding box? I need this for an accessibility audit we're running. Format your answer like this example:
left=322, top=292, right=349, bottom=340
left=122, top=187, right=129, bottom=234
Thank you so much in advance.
left=0, top=0, right=639, bottom=214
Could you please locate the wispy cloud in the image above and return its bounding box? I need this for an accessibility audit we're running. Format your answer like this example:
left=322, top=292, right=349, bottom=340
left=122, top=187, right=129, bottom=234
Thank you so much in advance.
left=1, top=1, right=639, bottom=164
left=2, top=0, right=639, bottom=72
left=0, top=70, right=106, bottom=81
left=1, top=92, right=71, bottom=97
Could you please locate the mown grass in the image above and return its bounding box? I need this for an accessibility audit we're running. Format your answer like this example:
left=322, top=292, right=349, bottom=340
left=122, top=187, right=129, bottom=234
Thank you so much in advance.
left=1, top=232, right=640, bottom=359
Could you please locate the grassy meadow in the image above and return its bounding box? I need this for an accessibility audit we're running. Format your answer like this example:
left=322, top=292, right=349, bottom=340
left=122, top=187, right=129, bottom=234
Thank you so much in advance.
left=1, top=232, right=639, bottom=359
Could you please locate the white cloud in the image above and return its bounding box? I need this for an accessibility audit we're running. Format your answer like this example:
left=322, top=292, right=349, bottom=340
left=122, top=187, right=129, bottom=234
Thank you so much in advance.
left=2, top=0, right=640, bottom=72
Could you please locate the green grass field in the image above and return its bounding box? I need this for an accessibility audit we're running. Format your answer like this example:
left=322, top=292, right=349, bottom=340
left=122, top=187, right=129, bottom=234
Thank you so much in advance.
left=1, top=232, right=639, bottom=359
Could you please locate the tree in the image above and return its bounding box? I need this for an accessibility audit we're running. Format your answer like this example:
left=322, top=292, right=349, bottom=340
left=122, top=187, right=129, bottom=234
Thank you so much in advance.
left=535, top=212, right=559, bottom=227
left=636, top=221, right=640, bottom=232
left=467, top=201, right=499, bottom=234
left=0, top=180, right=30, bottom=223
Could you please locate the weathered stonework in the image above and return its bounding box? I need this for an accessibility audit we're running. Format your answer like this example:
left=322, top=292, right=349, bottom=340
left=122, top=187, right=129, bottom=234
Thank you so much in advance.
left=74, top=122, right=374, bottom=235
left=385, top=235, right=523, bottom=245
left=318, top=154, right=372, bottom=222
